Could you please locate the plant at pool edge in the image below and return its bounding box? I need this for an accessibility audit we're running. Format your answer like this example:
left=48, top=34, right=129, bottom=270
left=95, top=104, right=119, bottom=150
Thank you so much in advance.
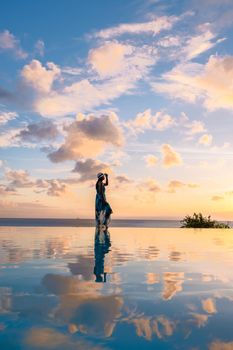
left=180, top=212, right=230, bottom=228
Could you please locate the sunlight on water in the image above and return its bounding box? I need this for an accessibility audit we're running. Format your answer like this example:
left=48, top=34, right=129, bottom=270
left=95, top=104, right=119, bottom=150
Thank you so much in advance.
left=0, top=227, right=233, bottom=349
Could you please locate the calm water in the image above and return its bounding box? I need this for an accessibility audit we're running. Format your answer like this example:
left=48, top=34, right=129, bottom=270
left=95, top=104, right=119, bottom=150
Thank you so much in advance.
left=0, top=227, right=233, bottom=350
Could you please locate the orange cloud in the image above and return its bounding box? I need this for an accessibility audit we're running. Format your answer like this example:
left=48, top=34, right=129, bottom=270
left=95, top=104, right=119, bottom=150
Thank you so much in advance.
left=202, top=298, right=217, bottom=314
left=198, top=133, right=213, bottom=146
left=209, top=340, right=233, bottom=350
left=162, top=272, right=184, bottom=300
left=161, top=144, right=182, bottom=168
left=48, top=113, right=124, bottom=162
left=144, top=154, right=159, bottom=167
left=152, top=55, right=233, bottom=111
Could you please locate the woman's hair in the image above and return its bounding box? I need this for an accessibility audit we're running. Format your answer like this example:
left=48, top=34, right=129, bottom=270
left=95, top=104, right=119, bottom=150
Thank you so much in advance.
left=97, top=172, right=104, bottom=180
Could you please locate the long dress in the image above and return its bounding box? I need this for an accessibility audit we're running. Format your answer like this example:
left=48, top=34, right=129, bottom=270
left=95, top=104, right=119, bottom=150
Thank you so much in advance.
left=95, top=182, right=112, bottom=226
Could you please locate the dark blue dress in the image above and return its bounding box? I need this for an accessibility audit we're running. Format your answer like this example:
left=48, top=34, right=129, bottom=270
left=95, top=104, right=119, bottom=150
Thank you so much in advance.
left=95, top=183, right=112, bottom=226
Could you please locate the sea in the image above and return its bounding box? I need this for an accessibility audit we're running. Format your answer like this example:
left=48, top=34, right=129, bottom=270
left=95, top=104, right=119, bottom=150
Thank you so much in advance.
left=0, top=218, right=232, bottom=227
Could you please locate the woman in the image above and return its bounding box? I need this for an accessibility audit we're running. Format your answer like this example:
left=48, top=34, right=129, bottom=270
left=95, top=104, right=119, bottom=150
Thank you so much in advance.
left=95, top=172, right=113, bottom=227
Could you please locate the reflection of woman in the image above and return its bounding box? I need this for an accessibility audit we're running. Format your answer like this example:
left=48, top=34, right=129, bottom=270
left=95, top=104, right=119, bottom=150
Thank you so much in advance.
left=95, top=172, right=113, bottom=227
left=94, top=227, right=111, bottom=283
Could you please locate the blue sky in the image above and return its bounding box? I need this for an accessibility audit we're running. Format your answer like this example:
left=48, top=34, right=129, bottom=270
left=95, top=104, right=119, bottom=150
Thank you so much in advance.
left=0, top=0, right=233, bottom=218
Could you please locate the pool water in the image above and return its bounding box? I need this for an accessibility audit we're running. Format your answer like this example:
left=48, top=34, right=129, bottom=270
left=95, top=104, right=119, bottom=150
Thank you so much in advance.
left=0, top=226, right=233, bottom=349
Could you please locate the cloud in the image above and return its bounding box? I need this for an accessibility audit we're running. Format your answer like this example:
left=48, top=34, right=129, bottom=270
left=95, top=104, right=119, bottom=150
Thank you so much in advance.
left=198, top=133, right=213, bottom=146
left=161, top=144, right=182, bottom=167
left=184, top=120, right=206, bottom=136
left=0, top=185, right=17, bottom=196
left=24, top=327, right=106, bottom=350
left=42, top=273, right=123, bottom=337
left=154, top=112, right=176, bottom=130
left=0, top=128, right=23, bottom=147
left=0, top=111, right=17, bottom=125
left=3, top=169, right=68, bottom=197
left=209, top=340, right=233, bottom=350
left=152, top=55, right=233, bottom=111
left=34, top=39, right=45, bottom=57
left=181, top=28, right=221, bottom=61
left=142, top=179, right=161, bottom=193
left=167, top=180, right=185, bottom=193
left=132, top=318, right=152, bottom=341
left=48, top=113, right=124, bottom=162
left=114, top=175, right=132, bottom=184
left=162, top=272, right=184, bottom=300
left=125, top=109, right=176, bottom=135
left=202, top=298, right=216, bottom=314
left=130, top=315, right=176, bottom=341
left=94, top=16, right=178, bottom=39
left=41, top=182, right=67, bottom=197
left=88, top=42, right=132, bottom=77
left=21, top=59, right=61, bottom=94
left=18, top=48, right=155, bottom=117
left=191, top=313, right=209, bottom=328
left=17, top=120, right=59, bottom=142
left=36, top=179, right=67, bottom=197
left=158, top=35, right=181, bottom=48
left=212, top=195, right=224, bottom=201
left=167, top=180, right=198, bottom=193
left=0, top=30, right=27, bottom=59
left=144, top=154, right=159, bottom=167
left=5, top=170, right=34, bottom=188
left=72, top=158, right=111, bottom=182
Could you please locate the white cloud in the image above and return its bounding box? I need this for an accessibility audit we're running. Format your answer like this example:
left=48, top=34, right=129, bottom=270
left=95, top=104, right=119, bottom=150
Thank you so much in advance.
left=125, top=109, right=176, bottom=134
left=0, top=111, right=17, bottom=125
left=157, top=36, right=181, bottom=48
left=34, top=39, right=45, bottom=57
left=0, top=128, right=23, bottom=148
left=88, top=42, right=132, bottom=77
left=19, top=48, right=155, bottom=117
left=181, top=29, right=220, bottom=61
left=21, top=59, right=61, bottom=94
left=94, top=16, right=178, bottom=39
left=185, top=120, right=206, bottom=135
left=152, top=55, right=233, bottom=111
left=0, top=30, right=27, bottom=59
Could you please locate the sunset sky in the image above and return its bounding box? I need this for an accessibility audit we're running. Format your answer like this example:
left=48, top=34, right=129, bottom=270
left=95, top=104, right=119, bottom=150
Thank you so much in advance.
left=0, top=0, right=233, bottom=219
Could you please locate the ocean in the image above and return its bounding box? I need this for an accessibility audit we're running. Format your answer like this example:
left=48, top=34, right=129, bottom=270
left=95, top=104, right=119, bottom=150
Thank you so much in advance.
left=0, top=218, right=232, bottom=227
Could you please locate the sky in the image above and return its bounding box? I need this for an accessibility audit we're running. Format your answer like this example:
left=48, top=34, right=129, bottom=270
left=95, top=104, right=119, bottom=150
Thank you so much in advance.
left=0, top=0, right=233, bottom=219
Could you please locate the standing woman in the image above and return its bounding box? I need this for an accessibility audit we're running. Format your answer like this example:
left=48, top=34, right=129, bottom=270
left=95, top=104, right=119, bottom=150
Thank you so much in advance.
left=95, top=173, right=113, bottom=227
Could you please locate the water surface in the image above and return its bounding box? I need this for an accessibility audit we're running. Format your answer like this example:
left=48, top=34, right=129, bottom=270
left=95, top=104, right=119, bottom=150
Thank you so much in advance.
left=0, top=227, right=232, bottom=349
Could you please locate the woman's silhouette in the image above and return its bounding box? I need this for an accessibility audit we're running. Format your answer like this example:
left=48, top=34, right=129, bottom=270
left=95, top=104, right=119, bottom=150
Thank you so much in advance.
left=94, top=226, right=111, bottom=282
left=95, top=172, right=113, bottom=227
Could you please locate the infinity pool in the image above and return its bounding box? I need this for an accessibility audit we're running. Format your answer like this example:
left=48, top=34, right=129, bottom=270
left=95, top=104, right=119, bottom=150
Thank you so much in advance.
left=0, top=227, right=232, bottom=349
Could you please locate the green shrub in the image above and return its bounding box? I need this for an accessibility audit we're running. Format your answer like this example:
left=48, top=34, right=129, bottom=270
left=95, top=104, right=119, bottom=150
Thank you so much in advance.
left=180, top=212, right=230, bottom=228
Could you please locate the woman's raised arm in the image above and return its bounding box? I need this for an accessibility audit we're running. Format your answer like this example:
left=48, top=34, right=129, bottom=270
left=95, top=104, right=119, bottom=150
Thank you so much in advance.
left=104, top=173, right=108, bottom=186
